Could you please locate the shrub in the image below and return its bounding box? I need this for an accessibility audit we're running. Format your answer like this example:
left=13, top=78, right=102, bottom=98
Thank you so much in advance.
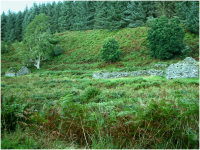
left=82, top=86, right=101, bottom=103
left=147, top=15, right=185, bottom=59
left=53, top=44, right=63, bottom=56
left=100, top=37, right=120, bottom=63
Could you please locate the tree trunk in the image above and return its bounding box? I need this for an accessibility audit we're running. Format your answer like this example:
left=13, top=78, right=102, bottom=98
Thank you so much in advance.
left=34, top=56, right=40, bottom=69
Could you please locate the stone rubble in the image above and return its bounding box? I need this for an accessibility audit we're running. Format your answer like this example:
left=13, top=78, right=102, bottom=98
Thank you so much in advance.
left=165, top=57, right=199, bottom=79
left=93, top=57, right=199, bottom=80
left=16, top=66, right=31, bottom=76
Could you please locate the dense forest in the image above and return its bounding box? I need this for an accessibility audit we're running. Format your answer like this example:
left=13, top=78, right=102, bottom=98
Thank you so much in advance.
left=1, top=1, right=199, bottom=43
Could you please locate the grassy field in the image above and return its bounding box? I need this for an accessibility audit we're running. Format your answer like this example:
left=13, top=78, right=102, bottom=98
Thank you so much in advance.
left=1, top=26, right=199, bottom=149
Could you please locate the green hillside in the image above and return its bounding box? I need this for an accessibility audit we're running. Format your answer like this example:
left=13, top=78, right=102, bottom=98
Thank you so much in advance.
left=1, top=27, right=199, bottom=149
left=1, top=27, right=199, bottom=74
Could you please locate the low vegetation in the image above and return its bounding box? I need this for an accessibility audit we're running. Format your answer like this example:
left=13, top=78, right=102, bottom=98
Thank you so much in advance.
left=1, top=22, right=199, bottom=149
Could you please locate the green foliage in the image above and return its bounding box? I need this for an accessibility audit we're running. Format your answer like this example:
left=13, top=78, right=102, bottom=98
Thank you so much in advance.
left=1, top=41, right=7, bottom=54
left=146, top=16, right=156, bottom=27
left=185, top=2, right=199, bottom=34
left=100, top=37, right=120, bottom=62
left=124, top=1, right=146, bottom=28
left=137, top=98, right=199, bottom=148
left=82, top=86, right=101, bottom=103
left=1, top=95, right=28, bottom=131
left=18, top=13, right=53, bottom=69
left=53, top=44, right=64, bottom=56
left=147, top=15, right=185, bottom=59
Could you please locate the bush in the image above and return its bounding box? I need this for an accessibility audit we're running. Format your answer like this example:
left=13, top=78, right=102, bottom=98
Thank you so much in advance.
left=147, top=15, right=185, bottom=59
left=53, top=44, right=63, bottom=56
left=100, top=37, right=120, bottom=63
left=82, top=86, right=101, bottom=103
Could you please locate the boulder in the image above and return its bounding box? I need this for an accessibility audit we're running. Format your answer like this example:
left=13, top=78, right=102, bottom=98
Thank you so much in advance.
left=16, top=66, right=31, bottom=76
left=5, top=67, right=16, bottom=77
left=165, top=57, right=199, bottom=79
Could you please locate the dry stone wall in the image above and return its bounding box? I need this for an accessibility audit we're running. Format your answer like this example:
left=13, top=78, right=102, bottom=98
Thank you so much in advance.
left=93, top=69, right=165, bottom=79
left=93, top=57, right=199, bottom=80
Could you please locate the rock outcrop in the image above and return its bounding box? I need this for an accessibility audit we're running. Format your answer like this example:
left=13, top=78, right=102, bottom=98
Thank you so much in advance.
left=16, top=66, right=31, bottom=76
left=165, top=57, right=199, bottom=79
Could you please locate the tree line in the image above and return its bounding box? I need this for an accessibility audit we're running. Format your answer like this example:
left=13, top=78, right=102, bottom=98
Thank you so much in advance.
left=1, top=1, right=199, bottom=43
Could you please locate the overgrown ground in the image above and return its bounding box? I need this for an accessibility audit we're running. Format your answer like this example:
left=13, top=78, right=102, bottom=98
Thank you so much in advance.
left=1, top=26, right=199, bottom=149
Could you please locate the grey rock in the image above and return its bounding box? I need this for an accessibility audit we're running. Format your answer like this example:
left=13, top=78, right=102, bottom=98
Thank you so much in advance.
left=93, top=69, right=164, bottom=79
left=166, top=57, right=199, bottom=79
left=152, top=64, right=168, bottom=70
left=16, top=66, right=31, bottom=76
left=5, top=67, right=16, bottom=77
left=5, top=73, right=16, bottom=77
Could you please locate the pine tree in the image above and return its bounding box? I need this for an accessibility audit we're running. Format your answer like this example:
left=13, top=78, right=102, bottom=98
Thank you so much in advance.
left=84, top=1, right=95, bottom=30
left=39, top=3, right=47, bottom=15
left=50, top=1, right=62, bottom=33
left=5, top=10, right=15, bottom=42
left=21, top=5, right=29, bottom=39
left=22, top=7, right=32, bottom=39
left=1, top=12, right=7, bottom=41
left=46, top=2, right=54, bottom=33
left=15, top=11, right=23, bottom=42
left=94, top=1, right=108, bottom=29
left=106, top=1, right=126, bottom=31
left=185, top=1, right=199, bottom=34
left=142, top=1, right=156, bottom=18
left=155, top=1, right=176, bottom=19
left=9, top=29, right=16, bottom=42
left=124, top=1, right=146, bottom=28
left=73, top=1, right=86, bottom=31
left=58, top=1, right=72, bottom=32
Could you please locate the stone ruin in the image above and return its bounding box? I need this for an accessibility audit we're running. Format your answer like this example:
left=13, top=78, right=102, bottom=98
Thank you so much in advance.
left=165, top=57, right=199, bottom=79
left=93, top=57, right=199, bottom=80
left=16, top=66, right=31, bottom=76
left=5, top=67, right=16, bottom=77
left=93, top=69, right=165, bottom=79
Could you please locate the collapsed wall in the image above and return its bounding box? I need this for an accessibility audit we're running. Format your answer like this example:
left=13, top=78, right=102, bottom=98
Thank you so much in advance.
left=93, top=69, right=164, bottom=79
left=165, top=57, right=199, bottom=79
left=93, top=57, right=199, bottom=79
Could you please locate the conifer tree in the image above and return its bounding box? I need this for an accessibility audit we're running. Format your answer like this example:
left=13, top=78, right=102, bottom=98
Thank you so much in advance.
left=155, top=1, right=176, bottom=18
left=94, top=1, right=108, bottom=29
left=106, top=1, right=126, bottom=31
left=124, top=1, right=146, bottom=28
left=1, top=12, right=7, bottom=41
left=39, top=3, right=47, bottom=15
left=15, top=11, right=23, bottom=42
left=9, top=29, right=16, bottom=42
left=185, top=1, right=199, bottom=34
left=58, top=1, right=72, bottom=32
left=5, top=10, right=15, bottom=42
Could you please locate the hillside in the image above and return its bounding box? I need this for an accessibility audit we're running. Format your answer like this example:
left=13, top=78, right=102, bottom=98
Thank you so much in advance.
left=1, top=26, right=199, bottom=75
left=1, top=26, right=199, bottom=149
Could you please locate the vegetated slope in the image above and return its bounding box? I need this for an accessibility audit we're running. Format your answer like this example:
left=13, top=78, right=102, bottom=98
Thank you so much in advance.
left=1, top=27, right=199, bottom=73
left=30, top=26, right=200, bottom=71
